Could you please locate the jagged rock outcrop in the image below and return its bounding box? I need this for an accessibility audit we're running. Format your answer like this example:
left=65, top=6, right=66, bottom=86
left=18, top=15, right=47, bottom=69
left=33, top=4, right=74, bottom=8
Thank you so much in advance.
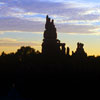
left=67, top=47, right=70, bottom=56
left=72, top=42, right=87, bottom=57
left=42, top=15, right=65, bottom=56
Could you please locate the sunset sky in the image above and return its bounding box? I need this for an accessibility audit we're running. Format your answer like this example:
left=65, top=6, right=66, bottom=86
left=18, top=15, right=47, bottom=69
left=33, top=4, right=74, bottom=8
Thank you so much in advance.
left=0, top=0, right=100, bottom=56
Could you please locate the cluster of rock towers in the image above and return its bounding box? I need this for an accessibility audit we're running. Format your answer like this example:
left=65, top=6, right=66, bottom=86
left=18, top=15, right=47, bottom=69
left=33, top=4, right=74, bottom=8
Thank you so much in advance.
left=42, top=15, right=87, bottom=57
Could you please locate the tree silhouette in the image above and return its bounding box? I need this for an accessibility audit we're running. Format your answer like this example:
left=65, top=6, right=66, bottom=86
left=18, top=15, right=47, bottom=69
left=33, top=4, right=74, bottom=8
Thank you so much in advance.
left=16, top=46, right=37, bottom=56
left=1, top=51, right=6, bottom=57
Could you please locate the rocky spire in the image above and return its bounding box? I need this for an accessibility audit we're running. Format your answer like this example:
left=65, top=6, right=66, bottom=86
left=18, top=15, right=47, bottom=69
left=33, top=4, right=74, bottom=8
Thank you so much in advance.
left=67, top=47, right=70, bottom=56
left=44, top=15, right=57, bottom=39
left=42, top=15, right=66, bottom=56
left=73, top=42, right=87, bottom=57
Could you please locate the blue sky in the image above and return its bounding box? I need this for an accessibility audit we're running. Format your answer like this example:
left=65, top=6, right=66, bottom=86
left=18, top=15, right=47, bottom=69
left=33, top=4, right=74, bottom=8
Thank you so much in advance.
left=0, top=0, right=100, bottom=55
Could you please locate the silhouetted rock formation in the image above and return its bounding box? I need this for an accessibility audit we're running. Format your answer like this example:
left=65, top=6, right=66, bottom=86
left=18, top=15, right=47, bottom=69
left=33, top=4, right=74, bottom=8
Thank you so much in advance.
left=42, top=15, right=65, bottom=56
left=72, top=42, right=87, bottom=57
left=67, top=47, right=70, bottom=56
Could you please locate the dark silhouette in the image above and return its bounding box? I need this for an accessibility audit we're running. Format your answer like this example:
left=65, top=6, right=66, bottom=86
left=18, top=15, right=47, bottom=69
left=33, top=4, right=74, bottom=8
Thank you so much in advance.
left=0, top=15, right=100, bottom=98
left=72, top=42, right=87, bottom=58
left=42, top=15, right=65, bottom=56
left=67, top=47, right=70, bottom=56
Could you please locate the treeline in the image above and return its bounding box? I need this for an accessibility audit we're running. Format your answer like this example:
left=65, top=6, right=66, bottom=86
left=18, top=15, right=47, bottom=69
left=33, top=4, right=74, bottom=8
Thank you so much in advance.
left=0, top=46, right=100, bottom=97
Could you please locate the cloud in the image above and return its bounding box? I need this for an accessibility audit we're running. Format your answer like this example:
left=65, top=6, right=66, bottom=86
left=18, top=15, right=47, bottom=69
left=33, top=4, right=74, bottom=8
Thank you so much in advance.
left=0, top=17, right=44, bottom=32
left=0, top=0, right=100, bottom=35
left=56, top=24, right=100, bottom=35
left=0, top=16, right=100, bottom=35
left=0, top=38, right=40, bottom=47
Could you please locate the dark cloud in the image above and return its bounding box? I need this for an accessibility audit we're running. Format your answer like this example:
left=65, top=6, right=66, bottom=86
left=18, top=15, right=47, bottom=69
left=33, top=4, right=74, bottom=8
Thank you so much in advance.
left=0, top=17, right=44, bottom=32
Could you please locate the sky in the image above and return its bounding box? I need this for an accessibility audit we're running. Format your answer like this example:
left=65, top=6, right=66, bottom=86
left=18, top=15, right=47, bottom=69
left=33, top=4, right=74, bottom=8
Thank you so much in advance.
left=0, top=0, right=100, bottom=56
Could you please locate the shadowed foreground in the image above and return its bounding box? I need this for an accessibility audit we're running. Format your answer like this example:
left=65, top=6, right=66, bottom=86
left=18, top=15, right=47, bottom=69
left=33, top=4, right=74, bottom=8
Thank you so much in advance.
left=0, top=46, right=100, bottom=97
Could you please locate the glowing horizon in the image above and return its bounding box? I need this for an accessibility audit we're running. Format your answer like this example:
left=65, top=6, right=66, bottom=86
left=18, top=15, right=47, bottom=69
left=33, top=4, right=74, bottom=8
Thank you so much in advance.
left=0, top=32, right=100, bottom=57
